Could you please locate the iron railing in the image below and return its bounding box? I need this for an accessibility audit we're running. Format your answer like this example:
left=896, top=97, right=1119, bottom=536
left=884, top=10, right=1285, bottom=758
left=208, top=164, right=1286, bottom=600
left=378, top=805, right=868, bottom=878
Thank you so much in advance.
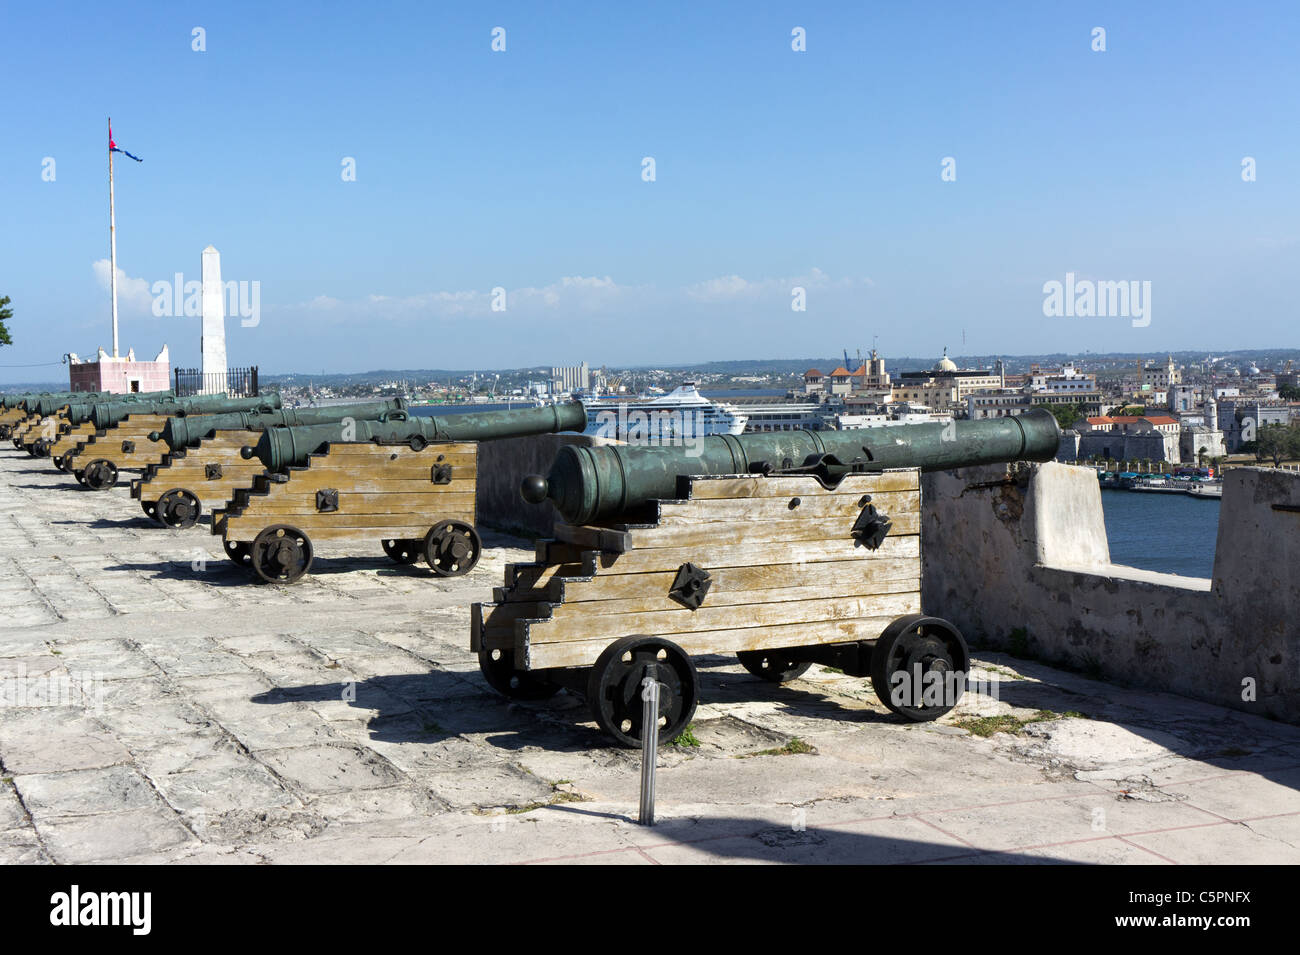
left=174, top=366, right=259, bottom=398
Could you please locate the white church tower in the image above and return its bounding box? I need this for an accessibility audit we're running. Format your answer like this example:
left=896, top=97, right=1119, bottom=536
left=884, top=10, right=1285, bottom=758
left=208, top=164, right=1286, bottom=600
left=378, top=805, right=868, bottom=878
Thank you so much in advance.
left=200, top=245, right=228, bottom=394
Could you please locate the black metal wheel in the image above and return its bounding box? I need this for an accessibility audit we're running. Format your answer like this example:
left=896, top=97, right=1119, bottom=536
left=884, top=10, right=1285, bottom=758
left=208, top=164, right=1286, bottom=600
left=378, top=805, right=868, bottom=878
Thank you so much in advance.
left=422, top=520, right=482, bottom=577
left=0, top=425, right=9, bottom=440
left=156, top=488, right=201, bottom=529
left=736, top=649, right=813, bottom=683
left=381, top=538, right=423, bottom=565
left=223, top=539, right=253, bottom=568
left=81, top=459, right=118, bottom=491
left=141, top=498, right=159, bottom=521
left=31, top=438, right=51, bottom=458
left=478, top=648, right=561, bottom=700
left=250, top=524, right=314, bottom=584
left=870, top=614, right=969, bottom=721
left=586, top=635, right=698, bottom=747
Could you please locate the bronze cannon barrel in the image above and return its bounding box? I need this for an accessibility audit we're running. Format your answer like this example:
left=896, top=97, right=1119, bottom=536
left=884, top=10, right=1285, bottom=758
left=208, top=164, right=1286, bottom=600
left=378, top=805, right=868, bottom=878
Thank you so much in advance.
left=242, top=401, right=589, bottom=471
left=151, top=398, right=410, bottom=451
left=90, top=393, right=281, bottom=431
left=522, top=407, right=1063, bottom=525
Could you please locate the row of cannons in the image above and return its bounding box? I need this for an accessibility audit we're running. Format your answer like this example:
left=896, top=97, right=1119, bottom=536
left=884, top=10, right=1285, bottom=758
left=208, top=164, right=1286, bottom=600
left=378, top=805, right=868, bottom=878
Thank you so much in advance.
left=1, top=389, right=1061, bottom=746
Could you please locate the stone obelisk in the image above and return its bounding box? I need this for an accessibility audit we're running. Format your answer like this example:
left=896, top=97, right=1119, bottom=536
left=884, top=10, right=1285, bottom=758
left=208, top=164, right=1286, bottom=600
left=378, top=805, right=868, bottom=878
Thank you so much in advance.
left=200, top=245, right=228, bottom=394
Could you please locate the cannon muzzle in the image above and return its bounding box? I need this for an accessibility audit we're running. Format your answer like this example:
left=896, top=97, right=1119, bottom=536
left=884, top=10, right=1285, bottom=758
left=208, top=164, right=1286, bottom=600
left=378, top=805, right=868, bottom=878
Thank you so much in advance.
left=523, top=408, right=1062, bottom=524
left=244, top=401, right=588, bottom=470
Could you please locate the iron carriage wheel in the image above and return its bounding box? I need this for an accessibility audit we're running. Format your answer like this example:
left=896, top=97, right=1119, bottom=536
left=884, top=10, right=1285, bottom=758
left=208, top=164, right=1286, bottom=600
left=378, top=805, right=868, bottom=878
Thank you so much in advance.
left=223, top=539, right=253, bottom=568
left=422, top=520, right=482, bottom=577
left=156, top=488, right=202, bottom=529
left=80, top=459, right=118, bottom=491
left=250, top=524, right=314, bottom=584
left=870, top=614, right=969, bottom=721
left=736, top=649, right=813, bottom=683
left=477, top=648, right=561, bottom=701
left=586, top=635, right=698, bottom=748
left=381, top=538, right=423, bottom=565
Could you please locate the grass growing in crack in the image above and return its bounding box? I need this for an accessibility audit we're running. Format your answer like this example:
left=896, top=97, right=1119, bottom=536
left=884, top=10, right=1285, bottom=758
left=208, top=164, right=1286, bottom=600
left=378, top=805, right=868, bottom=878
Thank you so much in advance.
left=736, top=737, right=816, bottom=758
left=1216, top=747, right=1252, bottom=758
left=421, top=720, right=443, bottom=735
left=504, top=791, right=585, bottom=814
left=670, top=724, right=701, bottom=747
left=977, top=663, right=1026, bottom=680
left=952, top=709, right=1089, bottom=738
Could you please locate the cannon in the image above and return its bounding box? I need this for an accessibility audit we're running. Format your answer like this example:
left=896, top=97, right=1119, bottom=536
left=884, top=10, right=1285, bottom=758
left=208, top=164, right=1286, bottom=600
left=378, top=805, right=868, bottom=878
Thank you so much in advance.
left=474, top=409, right=1062, bottom=746
left=132, top=399, right=411, bottom=528
left=27, top=391, right=175, bottom=460
left=4, top=391, right=115, bottom=445
left=65, top=393, right=282, bottom=490
left=211, top=401, right=587, bottom=584
left=149, top=398, right=409, bottom=452
left=12, top=391, right=172, bottom=451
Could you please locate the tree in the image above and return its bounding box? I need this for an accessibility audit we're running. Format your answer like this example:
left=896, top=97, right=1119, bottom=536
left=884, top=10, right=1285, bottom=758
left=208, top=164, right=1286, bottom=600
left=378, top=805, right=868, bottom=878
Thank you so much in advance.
left=1047, top=402, right=1085, bottom=430
left=0, top=295, right=12, bottom=346
left=1256, top=423, right=1300, bottom=468
left=1280, top=384, right=1300, bottom=401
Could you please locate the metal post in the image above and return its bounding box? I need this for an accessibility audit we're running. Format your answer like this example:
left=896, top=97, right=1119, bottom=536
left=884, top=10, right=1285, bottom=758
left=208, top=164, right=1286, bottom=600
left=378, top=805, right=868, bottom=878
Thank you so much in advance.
left=108, top=117, right=119, bottom=359
left=638, top=672, right=660, bottom=826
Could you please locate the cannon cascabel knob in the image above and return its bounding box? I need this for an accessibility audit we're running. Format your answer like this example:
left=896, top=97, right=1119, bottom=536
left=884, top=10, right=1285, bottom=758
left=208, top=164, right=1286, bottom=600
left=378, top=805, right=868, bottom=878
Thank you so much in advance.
left=520, top=474, right=549, bottom=504
left=241, top=446, right=256, bottom=460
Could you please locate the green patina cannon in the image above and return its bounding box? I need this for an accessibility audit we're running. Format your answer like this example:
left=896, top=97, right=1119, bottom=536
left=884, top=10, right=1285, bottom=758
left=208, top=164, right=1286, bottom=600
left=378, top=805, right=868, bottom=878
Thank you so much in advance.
left=240, top=401, right=588, bottom=471
left=67, top=393, right=284, bottom=490
left=471, top=408, right=1063, bottom=747
left=25, top=391, right=175, bottom=457
left=12, top=391, right=173, bottom=450
left=150, top=398, right=410, bottom=452
left=522, top=408, right=1062, bottom=524
left=87, top=392, right=279, bottom=432
left=211, top=401, right=588, bottom=584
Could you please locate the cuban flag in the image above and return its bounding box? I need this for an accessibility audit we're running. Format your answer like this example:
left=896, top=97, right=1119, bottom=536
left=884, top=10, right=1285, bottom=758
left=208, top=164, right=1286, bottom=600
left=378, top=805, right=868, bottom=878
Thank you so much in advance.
left=109, top=124, right=142, bottom=162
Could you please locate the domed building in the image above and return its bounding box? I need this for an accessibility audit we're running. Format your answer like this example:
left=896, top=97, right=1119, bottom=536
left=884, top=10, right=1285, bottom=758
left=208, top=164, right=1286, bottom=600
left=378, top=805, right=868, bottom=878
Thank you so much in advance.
left=892, top=347, right=1003, bottom=412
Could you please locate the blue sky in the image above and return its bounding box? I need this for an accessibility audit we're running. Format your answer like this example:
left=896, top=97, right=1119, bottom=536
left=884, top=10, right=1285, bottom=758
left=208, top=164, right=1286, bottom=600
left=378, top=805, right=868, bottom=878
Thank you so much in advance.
left=1, top=1, right=1296, bottom=382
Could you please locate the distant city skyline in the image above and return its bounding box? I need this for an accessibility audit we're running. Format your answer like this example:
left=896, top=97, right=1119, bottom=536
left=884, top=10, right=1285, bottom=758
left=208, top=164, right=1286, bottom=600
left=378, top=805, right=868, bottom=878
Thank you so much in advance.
left=2, top=1, right=1297, bottom=384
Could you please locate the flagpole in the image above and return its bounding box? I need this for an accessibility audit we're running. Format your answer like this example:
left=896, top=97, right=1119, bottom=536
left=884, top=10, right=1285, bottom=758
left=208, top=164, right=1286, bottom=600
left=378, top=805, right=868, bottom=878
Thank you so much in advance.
left=108, top=116, right=119, bottom=359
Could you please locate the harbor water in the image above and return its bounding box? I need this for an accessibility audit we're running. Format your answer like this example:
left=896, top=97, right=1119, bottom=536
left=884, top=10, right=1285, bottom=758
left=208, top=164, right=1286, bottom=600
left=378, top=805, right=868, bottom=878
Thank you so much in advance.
left=1100, top=488, right=1220, bottom=579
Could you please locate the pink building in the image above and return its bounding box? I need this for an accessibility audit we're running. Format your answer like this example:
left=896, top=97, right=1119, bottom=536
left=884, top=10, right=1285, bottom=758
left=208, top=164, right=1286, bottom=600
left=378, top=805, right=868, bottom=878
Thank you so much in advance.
left=68, top=345, right=171, bottom=394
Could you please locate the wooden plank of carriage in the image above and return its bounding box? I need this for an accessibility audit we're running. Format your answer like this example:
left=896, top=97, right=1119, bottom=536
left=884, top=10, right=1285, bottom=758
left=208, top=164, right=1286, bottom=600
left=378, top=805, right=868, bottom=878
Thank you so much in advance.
left=682, top=469, right=918, bottom=500
left=46, top=422, right=98, bottom=456
left=525, top=615, right=907, bottom=670
left=654, top=488, right=920, bottom=525
left=527, top=590, right=920, bottom=646
left=223, top=511, right=478, bottom=540
left=240, top=490, right=477, bottom=515
left=502, top=561, right=586, bottom=596
left=584, top=533, right=919, bottom=575
left=557, top=512, right=920, bottom=551
left=550, top=555, right=920, bottom=607
left=251, top=470, right=477, bottom=495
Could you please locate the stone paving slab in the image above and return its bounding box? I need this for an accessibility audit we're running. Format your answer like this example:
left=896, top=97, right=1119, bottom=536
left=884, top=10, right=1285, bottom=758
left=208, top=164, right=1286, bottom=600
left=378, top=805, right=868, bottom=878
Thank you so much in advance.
left=2, top=447, right=1299, bottom=864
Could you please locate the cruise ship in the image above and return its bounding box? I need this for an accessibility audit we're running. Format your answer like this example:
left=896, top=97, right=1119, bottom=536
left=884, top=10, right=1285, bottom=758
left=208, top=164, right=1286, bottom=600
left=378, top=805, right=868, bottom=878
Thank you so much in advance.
left=580, top=383, right=748, bottom=440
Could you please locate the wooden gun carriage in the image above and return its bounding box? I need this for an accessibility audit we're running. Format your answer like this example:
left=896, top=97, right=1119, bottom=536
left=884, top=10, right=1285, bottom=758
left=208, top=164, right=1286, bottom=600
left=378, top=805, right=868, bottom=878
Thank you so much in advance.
left=211, top=440, right=482, bottom=583
left=131, top=429, right=265, bottom=528
left=472, top=468, right=970, bottom=746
